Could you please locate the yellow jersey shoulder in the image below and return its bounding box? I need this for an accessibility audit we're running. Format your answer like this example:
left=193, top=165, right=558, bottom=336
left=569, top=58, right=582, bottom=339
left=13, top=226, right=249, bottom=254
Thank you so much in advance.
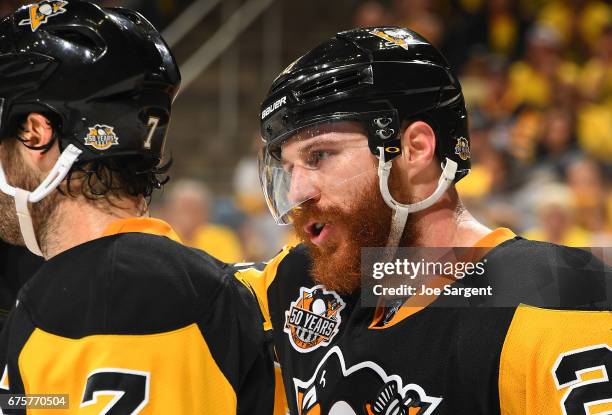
left=500, top=304, right=612, bottom=415
left=233, top=245, right=294, bottom=331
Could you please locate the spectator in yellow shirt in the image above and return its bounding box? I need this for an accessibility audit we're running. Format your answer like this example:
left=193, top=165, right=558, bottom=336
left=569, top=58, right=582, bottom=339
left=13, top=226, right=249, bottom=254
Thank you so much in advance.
left=523, top=183, right=592, bottom=246
left=537, top=0, right=611, bottom=53
left=507, top=25, right=578, bottom=110
left=161, top=179, right=245, bottom=262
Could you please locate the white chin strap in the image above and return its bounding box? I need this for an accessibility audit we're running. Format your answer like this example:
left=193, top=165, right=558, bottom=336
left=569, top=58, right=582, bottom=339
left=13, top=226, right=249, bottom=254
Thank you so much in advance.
left=377, top=147, right=458, bottom=248
left=0, top=144, right=82, bottom=256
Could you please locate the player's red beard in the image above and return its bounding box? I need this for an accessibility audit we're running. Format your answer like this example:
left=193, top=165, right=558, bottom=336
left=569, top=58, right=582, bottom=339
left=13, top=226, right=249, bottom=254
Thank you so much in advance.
left=0, top=138, right=60, bottom=250
left=292, top=176, right=418, bottom=294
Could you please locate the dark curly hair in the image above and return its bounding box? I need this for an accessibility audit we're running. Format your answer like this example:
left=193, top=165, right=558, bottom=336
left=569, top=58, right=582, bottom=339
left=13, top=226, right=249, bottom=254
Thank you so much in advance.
left=64, top=156, right=172, bottom=201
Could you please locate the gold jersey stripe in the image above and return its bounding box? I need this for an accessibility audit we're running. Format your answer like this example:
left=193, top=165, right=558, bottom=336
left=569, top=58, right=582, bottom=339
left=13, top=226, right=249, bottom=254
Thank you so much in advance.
left=234, top=246, right=292, bottom=332
left=18, top=324, right=236, bottom=414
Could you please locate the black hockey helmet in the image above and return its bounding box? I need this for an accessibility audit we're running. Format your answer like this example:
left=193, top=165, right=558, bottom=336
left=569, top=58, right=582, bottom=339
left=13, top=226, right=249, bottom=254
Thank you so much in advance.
left=0, top=0, right=181, bottom=168
left=260, top=27, right=470, bottom=181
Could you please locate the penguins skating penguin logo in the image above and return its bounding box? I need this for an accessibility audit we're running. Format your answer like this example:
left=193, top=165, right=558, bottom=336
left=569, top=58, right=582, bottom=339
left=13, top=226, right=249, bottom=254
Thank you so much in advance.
left=19, top=1, right=68, bottom=32
left=294, top=347, right=442, bottom=414
left=285, top=285, right=346, bottom=353
left=370, top=28, right=426, bottom=50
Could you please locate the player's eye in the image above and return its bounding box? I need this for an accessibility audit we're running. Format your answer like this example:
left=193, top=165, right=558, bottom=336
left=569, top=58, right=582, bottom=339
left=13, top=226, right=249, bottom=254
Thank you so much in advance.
left=305, top=150, right=332, bottom=168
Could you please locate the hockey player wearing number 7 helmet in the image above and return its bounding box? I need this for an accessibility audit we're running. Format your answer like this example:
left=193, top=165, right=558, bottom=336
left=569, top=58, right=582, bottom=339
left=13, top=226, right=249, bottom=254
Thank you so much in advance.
left=234, top=27, right=612, bottom=414
left=0, top=2, right=273, bottom=414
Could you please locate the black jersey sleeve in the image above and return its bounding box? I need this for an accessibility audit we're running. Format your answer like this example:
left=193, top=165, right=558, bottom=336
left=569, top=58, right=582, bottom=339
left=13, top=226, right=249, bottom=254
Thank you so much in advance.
left=0, top=241, right=43, bottom=331
left=0, top=300, right=35, bottom=414
left=196, top=272, right=275, bottom=415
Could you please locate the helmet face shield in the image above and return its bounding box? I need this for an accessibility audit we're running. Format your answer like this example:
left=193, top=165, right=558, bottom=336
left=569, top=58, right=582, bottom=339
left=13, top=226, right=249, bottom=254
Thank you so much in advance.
left=259, top=120, right=378, bottom=225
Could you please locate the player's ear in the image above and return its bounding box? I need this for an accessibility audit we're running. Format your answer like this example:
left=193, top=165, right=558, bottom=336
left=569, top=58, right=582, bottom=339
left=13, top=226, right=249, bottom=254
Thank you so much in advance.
left=18, top=113, right=60, bottom=173
left=395, top=120, right=437, bottom=178
left=385, top=120, right=438, bottom=203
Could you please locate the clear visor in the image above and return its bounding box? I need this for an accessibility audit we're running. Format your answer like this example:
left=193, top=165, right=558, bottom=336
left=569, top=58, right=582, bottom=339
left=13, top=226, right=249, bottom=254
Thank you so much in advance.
left=259, top=120, right=378, bottom=225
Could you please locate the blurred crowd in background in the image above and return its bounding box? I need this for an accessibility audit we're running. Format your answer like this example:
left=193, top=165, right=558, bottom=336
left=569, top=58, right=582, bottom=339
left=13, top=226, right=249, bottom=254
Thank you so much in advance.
left=2, top=0, right=611, bottom=263
left=410, top=0, right=612, bottom=250
left=157, top=0, right=612, bottom=264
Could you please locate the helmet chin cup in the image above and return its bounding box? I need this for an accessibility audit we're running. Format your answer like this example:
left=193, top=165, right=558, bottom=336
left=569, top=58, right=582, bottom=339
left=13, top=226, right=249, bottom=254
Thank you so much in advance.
left=0, top=144, right=82, bottom=256
left=376, top=146, right=458, bottom=249
left=14, top=188, right=42, bottom=257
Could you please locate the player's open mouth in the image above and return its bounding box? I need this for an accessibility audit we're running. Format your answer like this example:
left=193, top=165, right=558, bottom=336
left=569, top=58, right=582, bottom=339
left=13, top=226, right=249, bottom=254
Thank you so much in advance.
left=304, top=221, right=331, bottom=246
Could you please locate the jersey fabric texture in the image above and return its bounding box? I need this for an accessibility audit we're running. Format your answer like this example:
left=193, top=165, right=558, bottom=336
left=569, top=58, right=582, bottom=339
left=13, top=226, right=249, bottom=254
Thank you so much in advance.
left=234, top=228, right=612, bottom=415
left=0, top=218, right=273, bottom=414
left=0, top=242, right=43, bottom=331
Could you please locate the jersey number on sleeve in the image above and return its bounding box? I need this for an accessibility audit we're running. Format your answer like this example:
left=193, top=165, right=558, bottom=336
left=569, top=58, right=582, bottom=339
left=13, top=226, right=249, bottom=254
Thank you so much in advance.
left=553, top=344, right=612, bottom=415
left=80, top=368, right=150, bottom=415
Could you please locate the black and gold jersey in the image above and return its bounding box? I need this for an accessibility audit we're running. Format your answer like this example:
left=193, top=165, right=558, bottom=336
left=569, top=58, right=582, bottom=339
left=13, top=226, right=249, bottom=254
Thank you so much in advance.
left=235, top=228, right=612, bottom=415
left=0, top=218, right=273, bottom=414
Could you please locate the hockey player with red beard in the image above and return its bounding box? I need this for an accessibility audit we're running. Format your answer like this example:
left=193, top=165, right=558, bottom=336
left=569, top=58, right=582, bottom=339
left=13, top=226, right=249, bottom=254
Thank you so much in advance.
left=235, top=27, right=612, bottom=415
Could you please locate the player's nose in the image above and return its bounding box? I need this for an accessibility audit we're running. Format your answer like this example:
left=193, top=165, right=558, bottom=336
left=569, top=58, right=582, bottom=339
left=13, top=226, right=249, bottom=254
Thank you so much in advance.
left=287, top=166, right=320, bottom=205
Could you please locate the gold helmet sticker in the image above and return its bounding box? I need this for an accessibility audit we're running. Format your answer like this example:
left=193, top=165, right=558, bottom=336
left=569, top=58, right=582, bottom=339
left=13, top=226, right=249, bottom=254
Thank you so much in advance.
left=370, top=28, right=421, bottom=50
left=454, top=137, right=471, bottom=161
left=84, top=125, right=119, bottom=151
left=19, top=1, right=68, bottom=32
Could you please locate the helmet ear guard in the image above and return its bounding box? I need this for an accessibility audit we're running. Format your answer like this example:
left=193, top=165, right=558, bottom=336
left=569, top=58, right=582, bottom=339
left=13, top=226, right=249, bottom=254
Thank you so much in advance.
left=1, top=144, right=83, bottom=256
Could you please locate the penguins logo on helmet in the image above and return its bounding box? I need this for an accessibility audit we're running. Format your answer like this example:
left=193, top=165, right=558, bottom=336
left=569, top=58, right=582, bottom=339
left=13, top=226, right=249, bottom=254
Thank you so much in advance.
left=284, top=285, right=346, bottom=353
left=454, top=137, right=470, bottom=161
left=370, top=28, right=424, bottom=50
left=84, top=124, right=119, bottom=151
left=19, top=1, right=68, bottom=32
left=294, top=346, right=442, bottom=414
